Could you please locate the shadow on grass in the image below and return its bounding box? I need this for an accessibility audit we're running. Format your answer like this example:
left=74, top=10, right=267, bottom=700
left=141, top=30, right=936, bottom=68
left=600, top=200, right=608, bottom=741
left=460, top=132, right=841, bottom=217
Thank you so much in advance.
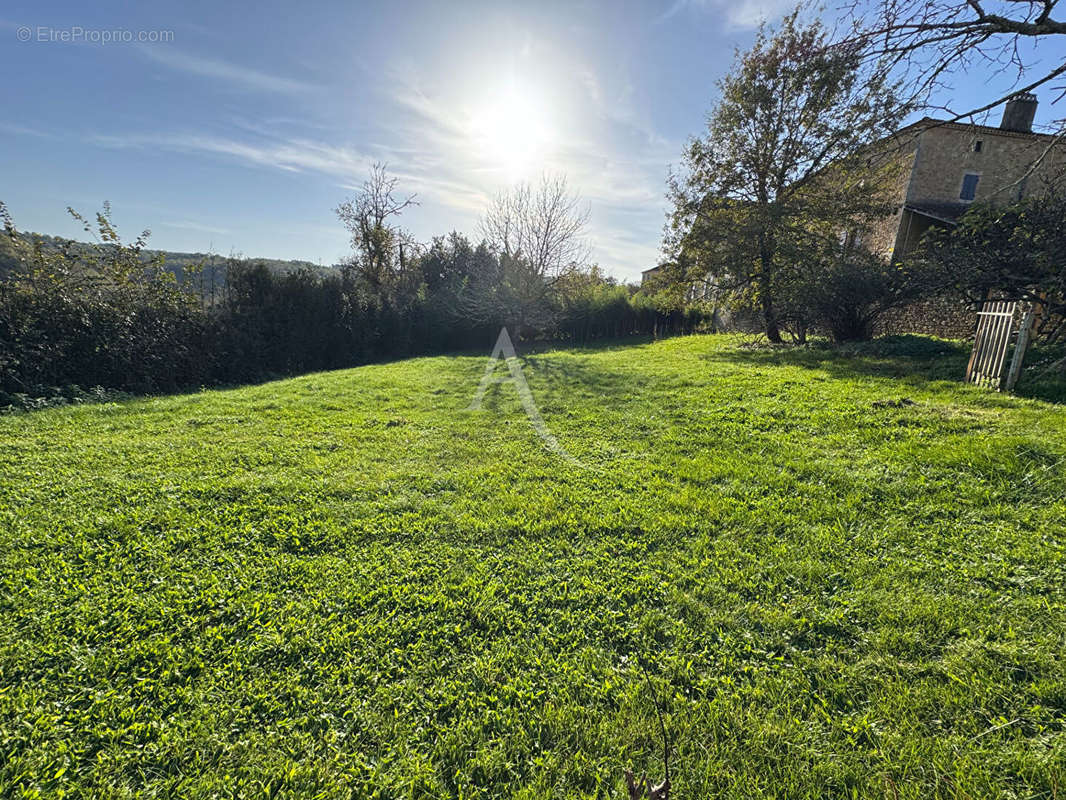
left=0, top=333, right=668, bottom=415
left=473, top=333, right=693, bottom=407
left=700, top=334, right=1066, bottom=404
left=1016, top=342, right=1066, bottom=404
left=491, top=348, right=656, bottom=412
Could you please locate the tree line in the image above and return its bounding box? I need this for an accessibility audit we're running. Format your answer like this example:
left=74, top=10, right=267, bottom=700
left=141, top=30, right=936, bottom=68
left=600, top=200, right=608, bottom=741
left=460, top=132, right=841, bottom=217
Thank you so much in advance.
left=0, top=181, right=708, bottom=401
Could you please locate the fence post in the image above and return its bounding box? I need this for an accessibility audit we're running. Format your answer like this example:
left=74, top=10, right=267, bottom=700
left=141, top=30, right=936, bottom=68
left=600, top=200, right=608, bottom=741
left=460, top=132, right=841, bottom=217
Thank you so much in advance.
left=1002, top=303, right=1036, bottom=392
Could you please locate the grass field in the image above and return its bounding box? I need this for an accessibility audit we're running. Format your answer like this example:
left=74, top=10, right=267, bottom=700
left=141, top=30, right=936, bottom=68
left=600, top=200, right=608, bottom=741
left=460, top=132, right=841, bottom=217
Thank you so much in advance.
left=1, top=334, right=1065, bottom=798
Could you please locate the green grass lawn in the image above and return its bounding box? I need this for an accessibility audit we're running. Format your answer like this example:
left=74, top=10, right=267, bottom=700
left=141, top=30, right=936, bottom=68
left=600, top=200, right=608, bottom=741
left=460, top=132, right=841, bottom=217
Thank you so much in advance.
left=1, top=334, right=1064, bottom=798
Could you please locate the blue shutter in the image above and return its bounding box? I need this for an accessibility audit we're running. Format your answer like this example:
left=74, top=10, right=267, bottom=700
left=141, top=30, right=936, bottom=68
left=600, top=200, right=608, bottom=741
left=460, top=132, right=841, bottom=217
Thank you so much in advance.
left=960, top=173, right=980, bottom=201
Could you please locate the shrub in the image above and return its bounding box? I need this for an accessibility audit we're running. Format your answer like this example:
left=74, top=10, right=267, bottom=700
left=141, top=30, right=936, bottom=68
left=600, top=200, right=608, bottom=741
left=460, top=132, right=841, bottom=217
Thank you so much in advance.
left=801, top=252, right=913, bottom=342
left=0, top=205, right=712, bottom=398
left=0, top=203, right=208, bottom=394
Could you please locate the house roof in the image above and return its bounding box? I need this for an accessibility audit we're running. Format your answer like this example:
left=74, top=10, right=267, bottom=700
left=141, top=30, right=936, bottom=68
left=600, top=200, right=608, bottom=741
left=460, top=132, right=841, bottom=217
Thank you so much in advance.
left=893, top=116, right=1061, bottom=144
left=905, top=201, right=971, bottom=225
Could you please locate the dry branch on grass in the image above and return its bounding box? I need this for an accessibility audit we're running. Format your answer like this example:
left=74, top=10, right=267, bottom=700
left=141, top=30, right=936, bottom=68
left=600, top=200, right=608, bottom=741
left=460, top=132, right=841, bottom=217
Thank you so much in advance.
left=622, top=659, right=672, bottom=799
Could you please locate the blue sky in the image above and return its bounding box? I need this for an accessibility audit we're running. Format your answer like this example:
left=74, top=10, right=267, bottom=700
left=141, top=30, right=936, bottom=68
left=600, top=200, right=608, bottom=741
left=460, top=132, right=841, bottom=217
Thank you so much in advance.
left=2, top=0, right=1065, bottom=281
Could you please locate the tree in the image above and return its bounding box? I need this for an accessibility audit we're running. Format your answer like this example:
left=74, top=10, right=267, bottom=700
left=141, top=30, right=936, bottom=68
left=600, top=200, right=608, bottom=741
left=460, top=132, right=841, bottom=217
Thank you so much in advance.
left=791, top=244, right=913, bottom=341
left=411, top=232, right=500, bottom=349
left=845, top=0, right=1066, bottom=134
left=334, top=163, right=418, bottom=292
left=0, top=202, right=205, bottom=393
left=912, top=194, right=1066, bottom=342
left=459, top=174, right=590, bottom=336
left=416, top=231, right=495, bottom=296
left=480, top=174, right=590, bottom=279
left=666, top=11, right=909, bottom=342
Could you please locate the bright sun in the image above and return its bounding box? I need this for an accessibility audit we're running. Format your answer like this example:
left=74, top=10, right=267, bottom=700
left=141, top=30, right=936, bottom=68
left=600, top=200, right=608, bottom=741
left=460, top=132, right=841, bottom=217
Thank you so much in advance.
left=470, top=79, right=553, bottom=179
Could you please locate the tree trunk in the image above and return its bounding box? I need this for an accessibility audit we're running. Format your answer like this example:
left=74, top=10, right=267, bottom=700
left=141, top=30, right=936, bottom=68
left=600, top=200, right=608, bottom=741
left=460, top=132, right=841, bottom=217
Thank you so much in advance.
left=761, top=293, right=782, bottom=343
left=758, top=234, right=783, bottom=343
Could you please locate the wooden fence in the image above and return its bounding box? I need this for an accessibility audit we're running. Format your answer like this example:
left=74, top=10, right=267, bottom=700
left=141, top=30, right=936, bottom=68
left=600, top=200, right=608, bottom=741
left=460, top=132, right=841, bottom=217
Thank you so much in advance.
left=965, top=300, right=1036, bottom=391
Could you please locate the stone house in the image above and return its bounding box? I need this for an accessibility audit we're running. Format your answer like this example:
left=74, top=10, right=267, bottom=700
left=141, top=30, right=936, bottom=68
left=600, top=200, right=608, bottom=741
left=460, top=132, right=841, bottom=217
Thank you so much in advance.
left=652, top=95, right=1063, bottom=338
left=868, top=94, right=1064, bottom=261
left=640, top=265, right=664, bottom=285
left=868, top=94, right=1065, bottom=336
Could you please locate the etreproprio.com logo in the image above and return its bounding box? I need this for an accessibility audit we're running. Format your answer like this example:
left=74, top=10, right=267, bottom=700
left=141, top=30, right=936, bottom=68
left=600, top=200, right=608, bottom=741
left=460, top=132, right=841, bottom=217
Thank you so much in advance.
left=16, top=26, right=175, bottom=44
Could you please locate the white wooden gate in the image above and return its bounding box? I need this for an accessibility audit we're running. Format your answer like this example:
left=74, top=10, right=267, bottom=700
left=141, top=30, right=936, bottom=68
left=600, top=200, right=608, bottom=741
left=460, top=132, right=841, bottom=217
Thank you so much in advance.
left=965, top=300, right=1035, bottom=391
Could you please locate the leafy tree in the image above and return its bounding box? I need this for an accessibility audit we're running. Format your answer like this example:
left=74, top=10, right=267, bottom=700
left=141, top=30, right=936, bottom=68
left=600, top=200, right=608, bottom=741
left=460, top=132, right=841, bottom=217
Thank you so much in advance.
left=667, top=11, right=909, bottom=341
left=412, top=232, right=499, bottom=348
left=335, top=163, right=419, bottom=293
left=417, top=231, right=495, bottom=297
left=912, top=195, right=1066, bottom=342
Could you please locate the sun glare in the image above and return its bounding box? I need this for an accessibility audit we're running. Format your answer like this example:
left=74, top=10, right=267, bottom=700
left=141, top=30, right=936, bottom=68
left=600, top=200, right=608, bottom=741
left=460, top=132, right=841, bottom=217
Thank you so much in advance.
left=470, top=79, right=553, bottom=179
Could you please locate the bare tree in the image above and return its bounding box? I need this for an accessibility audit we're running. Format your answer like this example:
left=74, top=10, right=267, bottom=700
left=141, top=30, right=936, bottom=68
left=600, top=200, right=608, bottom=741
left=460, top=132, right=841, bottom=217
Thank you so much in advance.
left=460, top=174, right=590, bottom=336
left=334, top=163, right=418, bottom=290
left=843, top=0, right=1066, bottom=130
left=480, top=174, right=590, bottom=280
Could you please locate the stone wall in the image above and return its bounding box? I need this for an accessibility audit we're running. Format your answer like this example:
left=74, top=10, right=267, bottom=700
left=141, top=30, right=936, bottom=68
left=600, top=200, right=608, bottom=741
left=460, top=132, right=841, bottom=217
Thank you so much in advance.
left=710, top=297, right=977, bottom=340
left=874, top=296, right=976, bottom=339
left=710, top=305, right=764, bottom=334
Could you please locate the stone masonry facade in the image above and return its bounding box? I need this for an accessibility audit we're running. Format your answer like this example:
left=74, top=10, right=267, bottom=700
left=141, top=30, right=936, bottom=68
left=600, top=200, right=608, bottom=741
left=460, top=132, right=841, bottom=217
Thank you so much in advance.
left=869, top=95, right=1064, bottom=338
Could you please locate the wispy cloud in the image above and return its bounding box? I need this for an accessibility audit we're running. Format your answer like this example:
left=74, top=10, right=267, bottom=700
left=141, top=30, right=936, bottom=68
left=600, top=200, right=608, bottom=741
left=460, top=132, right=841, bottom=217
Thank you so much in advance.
left=137, top=45, right=317, bottom=94
left=92, top=131, right=372, bottom=178
left=660, top=0, right=795, bottom=29
left=0, top=121, right=58, bottom=139
left=160, top=220, right=230, bottom=234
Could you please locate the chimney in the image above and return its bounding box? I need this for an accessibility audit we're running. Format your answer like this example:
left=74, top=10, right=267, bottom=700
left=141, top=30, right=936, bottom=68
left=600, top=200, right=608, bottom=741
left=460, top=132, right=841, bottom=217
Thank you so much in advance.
left=1000, top=93, right=1038, bottom=133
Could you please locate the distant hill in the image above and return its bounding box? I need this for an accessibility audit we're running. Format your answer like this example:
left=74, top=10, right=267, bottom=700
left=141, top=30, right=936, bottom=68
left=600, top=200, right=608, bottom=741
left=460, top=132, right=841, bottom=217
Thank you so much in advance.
left=0, top=231, right=341, bottom=293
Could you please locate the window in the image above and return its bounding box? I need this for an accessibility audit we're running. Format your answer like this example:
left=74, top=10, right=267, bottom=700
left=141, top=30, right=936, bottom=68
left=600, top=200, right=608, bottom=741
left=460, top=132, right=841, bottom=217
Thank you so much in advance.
left=960, top=173, right=980, bottom=202
left=973, top=140, right=983, bottom=153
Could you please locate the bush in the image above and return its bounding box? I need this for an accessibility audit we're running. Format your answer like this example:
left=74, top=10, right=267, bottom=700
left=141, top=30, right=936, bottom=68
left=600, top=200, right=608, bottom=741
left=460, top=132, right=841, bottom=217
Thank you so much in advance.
left=810, top=256, right=907, bottom=342
left=912, top=196, right=1066, bottom=343
left=0, top=206, right=712, bottom=398
left=0, top=203, right=208, bottom=394
left=776, top=246, right=919, bottom=343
